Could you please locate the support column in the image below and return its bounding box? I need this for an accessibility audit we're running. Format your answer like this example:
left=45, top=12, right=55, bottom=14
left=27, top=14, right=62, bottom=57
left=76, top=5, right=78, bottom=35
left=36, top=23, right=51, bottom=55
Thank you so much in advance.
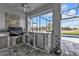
left=23, top=13, right=32, bottom=44
left=25, top=13, right=28, bottom=32
left=25, top=13, right=36, bottom=47
left=25, top=13, right=32, bottom=32
left=27, top=13, right=31, bottom=44
left=52, top=3, right=62, bottom=55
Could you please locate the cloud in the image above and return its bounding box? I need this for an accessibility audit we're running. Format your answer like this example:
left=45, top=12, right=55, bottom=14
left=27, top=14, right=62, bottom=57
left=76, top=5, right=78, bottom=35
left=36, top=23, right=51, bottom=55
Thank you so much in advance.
left=62, top=14, right=72, bottom=18
left=62, top=9, right=76, bottom=18
left=62, top=4, right=76, bottom=18
left=61, top=4, right=68, bottom=10
left=68, top=9, right=76, bottom=16
left=46, top=13, right=52, bottom=16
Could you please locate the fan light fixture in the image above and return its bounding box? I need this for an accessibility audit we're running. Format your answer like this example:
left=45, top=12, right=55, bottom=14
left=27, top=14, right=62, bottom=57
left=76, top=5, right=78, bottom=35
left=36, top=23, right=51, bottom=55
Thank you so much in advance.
left=23, top=7, right=26, bottom=12
left=21, top=3, right=34, bottom=13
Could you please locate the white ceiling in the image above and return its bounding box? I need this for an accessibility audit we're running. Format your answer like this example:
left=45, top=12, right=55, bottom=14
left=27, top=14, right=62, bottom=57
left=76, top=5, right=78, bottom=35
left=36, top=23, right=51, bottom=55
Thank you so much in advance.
left=0, top=3, right=47, bottom=13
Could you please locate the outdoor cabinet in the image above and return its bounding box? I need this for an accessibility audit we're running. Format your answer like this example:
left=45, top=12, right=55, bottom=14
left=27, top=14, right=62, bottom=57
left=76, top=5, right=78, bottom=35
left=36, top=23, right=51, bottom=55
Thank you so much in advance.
left=0, top=33, right=9, bottom=49
left=30, top=33, right=34, bottom=46
left=25, top=35, right=28, bottom=43
left=10, top=36, right=23, bottom=46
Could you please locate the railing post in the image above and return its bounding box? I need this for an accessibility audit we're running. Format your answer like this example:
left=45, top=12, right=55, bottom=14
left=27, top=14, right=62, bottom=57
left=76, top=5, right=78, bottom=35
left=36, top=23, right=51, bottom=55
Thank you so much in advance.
left=33, top=33, right=36, bottom=47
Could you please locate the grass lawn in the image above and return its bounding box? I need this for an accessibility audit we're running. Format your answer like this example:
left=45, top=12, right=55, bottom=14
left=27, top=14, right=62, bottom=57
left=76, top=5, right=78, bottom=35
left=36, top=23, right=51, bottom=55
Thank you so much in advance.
left=62, top=30, right=79, bottom=35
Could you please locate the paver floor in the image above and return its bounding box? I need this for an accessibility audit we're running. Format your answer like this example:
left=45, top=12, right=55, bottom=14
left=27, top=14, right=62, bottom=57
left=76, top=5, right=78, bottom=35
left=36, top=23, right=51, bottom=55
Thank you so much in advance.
left=0, top=40, right=79, bottom=56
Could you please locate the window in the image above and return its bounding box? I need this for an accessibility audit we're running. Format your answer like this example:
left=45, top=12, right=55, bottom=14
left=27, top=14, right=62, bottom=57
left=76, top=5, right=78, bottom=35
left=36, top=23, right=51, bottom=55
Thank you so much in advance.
left=61, top=3, right=79, bottom=35
left=31, top=13, right=53, bottom=32
left=61, top=18, right=79, bottom=35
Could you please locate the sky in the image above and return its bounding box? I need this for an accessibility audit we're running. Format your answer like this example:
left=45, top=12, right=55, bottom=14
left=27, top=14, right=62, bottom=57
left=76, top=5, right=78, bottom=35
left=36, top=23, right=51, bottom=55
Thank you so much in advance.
left=61, top=3, right=79, bottom=28
left=32, top=3, right=79, bottom=28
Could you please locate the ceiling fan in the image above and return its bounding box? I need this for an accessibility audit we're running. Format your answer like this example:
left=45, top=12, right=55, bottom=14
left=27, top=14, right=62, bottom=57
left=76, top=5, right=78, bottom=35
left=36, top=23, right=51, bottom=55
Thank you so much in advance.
left=16, top=3, right=34, bottom=13
left=20, top=3, right=34, bottom=12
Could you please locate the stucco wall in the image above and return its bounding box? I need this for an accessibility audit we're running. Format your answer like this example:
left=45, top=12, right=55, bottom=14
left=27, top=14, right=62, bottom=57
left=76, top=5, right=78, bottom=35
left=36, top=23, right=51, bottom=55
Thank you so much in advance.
left=0, top=6, right=26, bottom=31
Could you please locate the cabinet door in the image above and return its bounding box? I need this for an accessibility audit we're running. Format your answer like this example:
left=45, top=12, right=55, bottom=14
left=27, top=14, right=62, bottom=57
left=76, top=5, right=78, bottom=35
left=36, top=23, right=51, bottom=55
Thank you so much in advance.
left=36, top=33, right=44, bottom=49
left=30, top=33, right=34, bottom=46
left=0, top=38, right=2, bottom=49
left=16, top=37, right=22, bottom=44
left=25, top=36, right=28, bottom=43
left=0, top=37, right=8, bottom=49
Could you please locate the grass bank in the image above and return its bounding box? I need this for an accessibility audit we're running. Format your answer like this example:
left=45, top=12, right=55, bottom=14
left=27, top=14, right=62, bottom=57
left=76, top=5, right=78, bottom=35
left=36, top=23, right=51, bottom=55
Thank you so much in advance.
left=62, top=30, right=79, bottom=35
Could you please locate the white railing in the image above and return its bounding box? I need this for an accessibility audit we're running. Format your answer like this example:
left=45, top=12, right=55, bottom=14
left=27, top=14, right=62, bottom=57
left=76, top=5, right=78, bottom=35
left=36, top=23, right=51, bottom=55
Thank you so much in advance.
left=23, top=32, right=52, bottom=53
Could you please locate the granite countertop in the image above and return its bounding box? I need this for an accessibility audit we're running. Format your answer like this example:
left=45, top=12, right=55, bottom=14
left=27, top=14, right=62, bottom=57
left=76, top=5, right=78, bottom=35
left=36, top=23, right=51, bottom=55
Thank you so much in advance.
left=0, top=32, right=9, bottom=37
